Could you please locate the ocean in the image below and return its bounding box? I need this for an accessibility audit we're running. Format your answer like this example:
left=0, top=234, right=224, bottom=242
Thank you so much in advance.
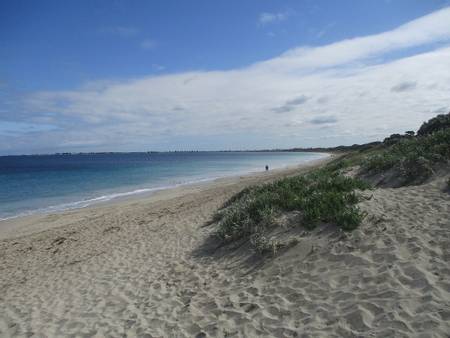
left=0, top=151, right=327, bottom=220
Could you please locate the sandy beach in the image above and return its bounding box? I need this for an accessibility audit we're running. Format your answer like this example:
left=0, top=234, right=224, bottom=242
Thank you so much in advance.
left=1, top=156, right=449, bottom=337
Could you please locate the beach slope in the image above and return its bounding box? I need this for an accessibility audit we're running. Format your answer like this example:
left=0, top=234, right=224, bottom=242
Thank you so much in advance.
left=0, top=156, right=449, bottom=337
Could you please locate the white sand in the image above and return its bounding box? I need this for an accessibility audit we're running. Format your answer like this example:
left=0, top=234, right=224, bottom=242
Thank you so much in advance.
left=0, top=157, right=449, bottom=337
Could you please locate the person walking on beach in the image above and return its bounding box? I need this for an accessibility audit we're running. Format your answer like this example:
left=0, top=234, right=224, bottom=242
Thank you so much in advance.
left=265, top=165, right=269, bottom=171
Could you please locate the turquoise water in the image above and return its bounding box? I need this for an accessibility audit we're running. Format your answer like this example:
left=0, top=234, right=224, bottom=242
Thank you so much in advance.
left=0, top=151, right=327, bottom=220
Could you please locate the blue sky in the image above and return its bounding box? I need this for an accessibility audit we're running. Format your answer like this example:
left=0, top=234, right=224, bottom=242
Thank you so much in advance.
left=1, top=0, right=450, bottom=154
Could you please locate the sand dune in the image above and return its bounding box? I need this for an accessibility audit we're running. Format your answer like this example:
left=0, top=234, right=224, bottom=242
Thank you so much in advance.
left=1, top=158, right=449, bottom=337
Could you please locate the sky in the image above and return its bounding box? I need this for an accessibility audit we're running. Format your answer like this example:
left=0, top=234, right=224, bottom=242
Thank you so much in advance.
left=1, top=0, right=450, bottom=154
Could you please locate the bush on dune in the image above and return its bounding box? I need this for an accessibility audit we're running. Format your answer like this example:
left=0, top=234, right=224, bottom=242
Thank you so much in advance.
left=215, top=168, right=370, bottom=249
left=362, top=128, right=450, bottom=184
left=383, top=131, right=415, bottom=145
left=417, top=112, right=450, bottom=136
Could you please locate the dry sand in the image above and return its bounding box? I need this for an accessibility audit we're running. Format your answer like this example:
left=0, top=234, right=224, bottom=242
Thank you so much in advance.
left=0, top=157, right=449, bottom=337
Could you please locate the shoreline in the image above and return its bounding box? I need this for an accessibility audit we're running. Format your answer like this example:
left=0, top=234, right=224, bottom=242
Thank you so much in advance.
left=0, top=154, right=333, bottom=240
left=0, top=152, right=330, bottom=224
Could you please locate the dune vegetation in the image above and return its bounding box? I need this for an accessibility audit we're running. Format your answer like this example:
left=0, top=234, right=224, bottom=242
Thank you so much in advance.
left=214, top=168, right=370, bottom=251
left=362, top=126, right=450, bottom=185
left=213, top=112, right=450, bottom=252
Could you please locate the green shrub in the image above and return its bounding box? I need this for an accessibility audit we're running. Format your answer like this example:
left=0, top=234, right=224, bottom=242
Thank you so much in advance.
left=383, top=133, right=404, bottom=145
left=216, top=192, right=276, bottom=242
left=383, top=131, right=415, bottom=145
left=362, top=128, right=450, bottom=184
left=398, top=156, right=433, bottom=182
left=417, top=112, right=450, bottom=136
left=214, top=168, right=370, bottom=248
left=326, top=158, right=351, bottom=172
left=334, top=207, right=367, bottom=231
left=363, top=153, right=397, bottom=173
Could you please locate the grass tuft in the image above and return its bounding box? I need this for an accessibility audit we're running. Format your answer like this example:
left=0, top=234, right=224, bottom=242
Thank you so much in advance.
left=214, top=168, right=370, bottom=250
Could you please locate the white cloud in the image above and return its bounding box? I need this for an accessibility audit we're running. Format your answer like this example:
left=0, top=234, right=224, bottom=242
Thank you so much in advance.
left=258, top=10, right=292, bottom=25
left=12, top=7, right=450, bottom=153
left=255, top=7, right=450, bottom=73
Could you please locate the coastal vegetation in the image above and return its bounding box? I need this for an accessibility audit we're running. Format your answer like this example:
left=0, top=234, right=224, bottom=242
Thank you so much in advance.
left=213, top=112, right=450, bottom=252
left=417, top=112, right=450, bottom=136
left=362, top=128, right=450, bottom=184
left=214, top=168, right=370, bottom=248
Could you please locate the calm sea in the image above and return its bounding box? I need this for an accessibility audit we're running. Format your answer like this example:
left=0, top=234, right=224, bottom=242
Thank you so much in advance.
left=0, top=151, right=327, bottom=220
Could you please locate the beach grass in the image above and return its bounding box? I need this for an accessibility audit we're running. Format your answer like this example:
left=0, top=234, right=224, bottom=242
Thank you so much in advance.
left=325, top=114, right=450, bottom=185
left=214, top=167, right=370, bottom=251
left=362, top=128, right=450, bottom=184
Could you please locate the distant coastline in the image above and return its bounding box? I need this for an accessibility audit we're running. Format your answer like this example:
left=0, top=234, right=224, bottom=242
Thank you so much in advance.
left=0, top=144, right=368, bottom=157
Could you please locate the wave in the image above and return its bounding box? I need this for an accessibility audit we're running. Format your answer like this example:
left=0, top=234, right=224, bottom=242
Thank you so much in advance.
left=0, top=174, right=230, bottom=222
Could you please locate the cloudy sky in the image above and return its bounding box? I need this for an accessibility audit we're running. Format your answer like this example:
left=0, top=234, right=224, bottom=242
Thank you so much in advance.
left=1, top=0, right=450, bottom=154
